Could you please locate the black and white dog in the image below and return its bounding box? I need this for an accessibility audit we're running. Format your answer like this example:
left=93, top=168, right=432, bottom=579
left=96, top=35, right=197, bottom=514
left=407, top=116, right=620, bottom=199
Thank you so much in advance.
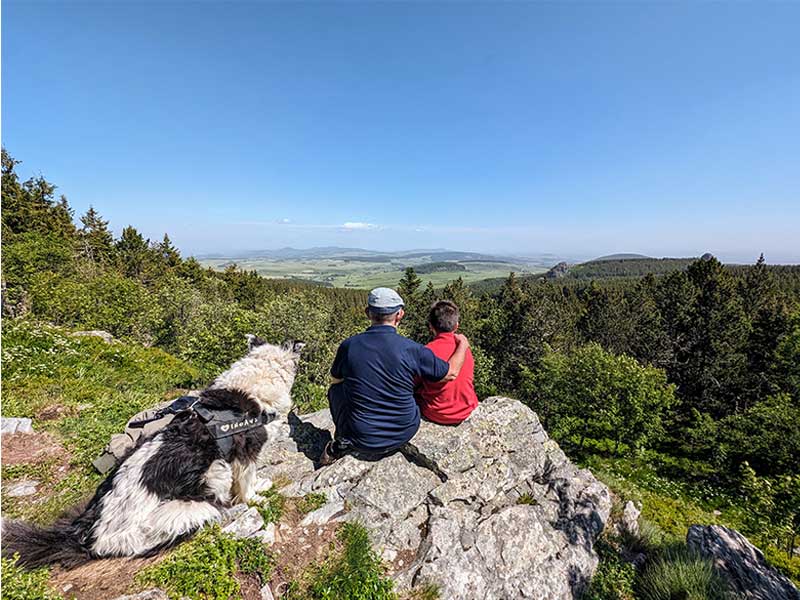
left=2, top=336, right=303, bottom=568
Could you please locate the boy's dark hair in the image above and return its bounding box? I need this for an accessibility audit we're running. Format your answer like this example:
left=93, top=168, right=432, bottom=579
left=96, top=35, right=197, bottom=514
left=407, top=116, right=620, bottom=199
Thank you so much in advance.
left=428, top=300, right=460, bottom=333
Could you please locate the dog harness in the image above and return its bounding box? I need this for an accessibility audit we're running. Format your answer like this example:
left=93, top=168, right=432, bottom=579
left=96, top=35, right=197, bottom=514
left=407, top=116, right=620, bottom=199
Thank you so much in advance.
left=129, top=396, right=277, bottom=460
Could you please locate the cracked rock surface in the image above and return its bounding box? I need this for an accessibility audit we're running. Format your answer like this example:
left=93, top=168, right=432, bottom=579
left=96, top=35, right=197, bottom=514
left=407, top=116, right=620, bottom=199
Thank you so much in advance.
left=256, top=396, right=612, bottom=600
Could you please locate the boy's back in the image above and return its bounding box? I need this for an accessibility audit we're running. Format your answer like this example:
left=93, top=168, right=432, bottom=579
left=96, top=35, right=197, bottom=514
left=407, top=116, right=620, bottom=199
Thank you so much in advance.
left=416, top=331, right=479, bottom=425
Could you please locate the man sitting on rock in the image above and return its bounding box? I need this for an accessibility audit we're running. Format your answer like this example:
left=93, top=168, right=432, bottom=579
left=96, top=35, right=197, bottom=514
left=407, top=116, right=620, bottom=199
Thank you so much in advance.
left=415, top=300, right=479, bottom=425
left=321, top=287, right=470, bottom=464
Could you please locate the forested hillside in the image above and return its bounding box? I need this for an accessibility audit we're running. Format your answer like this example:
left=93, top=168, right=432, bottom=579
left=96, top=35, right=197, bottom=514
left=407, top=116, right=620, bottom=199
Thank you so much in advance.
left=2, top=148, right=799, bottom=598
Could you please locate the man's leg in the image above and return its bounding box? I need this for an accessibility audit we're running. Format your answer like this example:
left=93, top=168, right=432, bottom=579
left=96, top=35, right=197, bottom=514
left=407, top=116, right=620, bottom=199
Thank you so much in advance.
left=322, top=385, right=355, bottom=464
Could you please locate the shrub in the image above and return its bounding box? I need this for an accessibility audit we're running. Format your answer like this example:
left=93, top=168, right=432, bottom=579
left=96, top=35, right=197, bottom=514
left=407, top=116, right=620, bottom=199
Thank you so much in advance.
left=582, top=537, right=636, bottom=600
left=287, top=522, right=396, bottom=600
left=251, top=486, right=286, bottom=524
left=137, top=525, right=273, bottom=600
left=0, top=555, right=63, bottom=600
left=521, top=343, right=675, bottom=455
left=637, top=544, right=732, bottom=600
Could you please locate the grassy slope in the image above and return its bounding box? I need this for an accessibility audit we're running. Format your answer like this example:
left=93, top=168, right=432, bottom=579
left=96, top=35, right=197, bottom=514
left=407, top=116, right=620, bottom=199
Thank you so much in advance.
left=584, top=454, right=800, bottom=586
left=1, top=319, right=202, bottom=524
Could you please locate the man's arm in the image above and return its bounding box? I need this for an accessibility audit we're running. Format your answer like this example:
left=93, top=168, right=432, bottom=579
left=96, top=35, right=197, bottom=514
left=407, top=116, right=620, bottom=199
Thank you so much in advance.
left=330, top=342, right=346, bottom=385
left=442, top=334, right=469, bottom=381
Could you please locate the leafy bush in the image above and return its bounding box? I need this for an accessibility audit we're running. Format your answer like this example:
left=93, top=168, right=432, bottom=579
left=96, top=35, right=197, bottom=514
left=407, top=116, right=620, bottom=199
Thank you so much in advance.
left=287, top=522, right=396, bottom=600
left=0, top=555, right=63, bottom=600
left=637, top=544, right=732, bottom=600
left=137, top=525, right=272, bottom=600
left=521, top=344, right=675, bottom=455
left=251, top=486, right=286, bottom=524
left=582, top=537, right=636, bottom=600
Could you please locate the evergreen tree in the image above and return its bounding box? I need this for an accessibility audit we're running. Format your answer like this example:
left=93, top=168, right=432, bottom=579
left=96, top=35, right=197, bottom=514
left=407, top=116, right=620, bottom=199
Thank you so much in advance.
left=683, top=257, right=749, bottom=418
left=157, top=233, right=182, bottom=270
left=79, top=206, right=115, bottom=264
left=115, top=226, right=150, bottom=278
left=397, top=267, right=427, bottom=342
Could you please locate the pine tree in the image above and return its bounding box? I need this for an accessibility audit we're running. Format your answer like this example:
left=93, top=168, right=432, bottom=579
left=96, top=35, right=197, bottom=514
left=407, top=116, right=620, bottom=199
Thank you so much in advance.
left=116, top=226, right=150, bottom=278
left=684, top=257, right=749, bottom=418
left=79, top=206, right=115, bottom=264
left=397, top=267, right=427, bottom=342
left=157, top=233, right=181, bottom=269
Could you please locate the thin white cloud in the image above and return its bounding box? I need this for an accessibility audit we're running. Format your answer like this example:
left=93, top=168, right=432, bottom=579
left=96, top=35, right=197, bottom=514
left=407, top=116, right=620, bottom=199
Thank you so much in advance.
left=341, top=222, right=380, bottom=231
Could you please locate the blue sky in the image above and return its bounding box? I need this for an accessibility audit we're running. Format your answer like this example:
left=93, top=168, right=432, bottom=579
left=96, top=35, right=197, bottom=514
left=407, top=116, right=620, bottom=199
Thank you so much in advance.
left=3, top=2, right=799, bottom=262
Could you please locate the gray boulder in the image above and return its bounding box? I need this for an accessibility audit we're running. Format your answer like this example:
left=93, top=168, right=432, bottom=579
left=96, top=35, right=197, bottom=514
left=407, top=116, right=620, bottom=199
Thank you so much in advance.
left=0, top=417, right=33, bottom=435
left=257, top=396, right=612, bottom=600
left=71, top=330, right=115, bottom=343
left=687, top=525, right=800, bottom=600
left=222, top=506, right=264, bottom=539
left=110, top=590, right=169, bottom=600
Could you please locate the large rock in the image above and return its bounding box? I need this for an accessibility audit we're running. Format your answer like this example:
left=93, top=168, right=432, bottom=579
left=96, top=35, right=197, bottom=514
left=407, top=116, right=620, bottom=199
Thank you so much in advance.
left=257, top=397, right=612, bottom=600
left=687, top=525, right=800, bottom=600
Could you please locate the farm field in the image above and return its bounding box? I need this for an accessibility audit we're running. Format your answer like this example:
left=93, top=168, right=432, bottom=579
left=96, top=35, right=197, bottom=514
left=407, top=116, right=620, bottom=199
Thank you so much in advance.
left=198, top=254, right=546, bottom=289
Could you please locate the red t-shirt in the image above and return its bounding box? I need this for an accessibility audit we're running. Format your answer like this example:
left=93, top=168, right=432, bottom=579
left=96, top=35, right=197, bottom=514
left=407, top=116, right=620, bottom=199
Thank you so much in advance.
left=415, top=332, right=479, bottom=425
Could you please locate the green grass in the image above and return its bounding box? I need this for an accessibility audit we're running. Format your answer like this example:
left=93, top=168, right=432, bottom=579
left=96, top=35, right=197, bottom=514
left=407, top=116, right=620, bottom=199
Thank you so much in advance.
left=136, top=525, right=273, bottom=600
left=1, top=319, right=201, bottom=523
left=584, top=454, right=800, bottom=587
left=636, top=544, right=733, bottom=600
left=0, top=555, right=64, bottom=600
left=286, top=522, right=396, bottom=600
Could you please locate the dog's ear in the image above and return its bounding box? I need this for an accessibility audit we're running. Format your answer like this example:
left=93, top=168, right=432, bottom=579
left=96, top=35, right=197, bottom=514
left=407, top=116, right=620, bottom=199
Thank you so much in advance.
left=282, top=340, right=306, bottom=354
left=246, top=334, right=268, bottom=350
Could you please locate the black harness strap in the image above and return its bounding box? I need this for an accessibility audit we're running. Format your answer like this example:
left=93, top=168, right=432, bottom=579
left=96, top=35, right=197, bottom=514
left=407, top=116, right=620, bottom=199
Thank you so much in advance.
left=129, top=395, right=277, bottom=460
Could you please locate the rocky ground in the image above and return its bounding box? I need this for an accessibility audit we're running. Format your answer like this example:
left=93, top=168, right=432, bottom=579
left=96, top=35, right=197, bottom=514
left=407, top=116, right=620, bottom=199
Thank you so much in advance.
left=256, top=396, right=613, bottom=600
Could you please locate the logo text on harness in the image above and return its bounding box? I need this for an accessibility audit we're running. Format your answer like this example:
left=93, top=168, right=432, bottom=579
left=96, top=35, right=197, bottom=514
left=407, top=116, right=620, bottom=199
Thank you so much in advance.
left=220, top=417, right=259, bottom=434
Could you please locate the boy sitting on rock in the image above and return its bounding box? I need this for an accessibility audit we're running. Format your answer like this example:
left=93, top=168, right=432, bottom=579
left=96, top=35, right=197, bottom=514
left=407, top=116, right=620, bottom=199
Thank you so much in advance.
left=415, top=301, right=479, bottom=425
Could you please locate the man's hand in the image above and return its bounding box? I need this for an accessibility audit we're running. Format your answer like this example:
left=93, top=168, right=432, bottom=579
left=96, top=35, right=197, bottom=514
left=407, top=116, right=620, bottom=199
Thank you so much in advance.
left=454, top=333, right=470, bottom=349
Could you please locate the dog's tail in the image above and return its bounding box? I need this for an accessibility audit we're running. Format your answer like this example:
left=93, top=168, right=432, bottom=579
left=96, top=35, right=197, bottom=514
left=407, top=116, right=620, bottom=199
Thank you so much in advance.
left=1, top=518, right=92, bottom=568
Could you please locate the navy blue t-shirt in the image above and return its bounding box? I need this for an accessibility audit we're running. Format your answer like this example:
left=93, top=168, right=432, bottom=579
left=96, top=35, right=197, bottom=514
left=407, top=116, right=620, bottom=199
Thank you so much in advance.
left=330, top=325, right=450, bottom=451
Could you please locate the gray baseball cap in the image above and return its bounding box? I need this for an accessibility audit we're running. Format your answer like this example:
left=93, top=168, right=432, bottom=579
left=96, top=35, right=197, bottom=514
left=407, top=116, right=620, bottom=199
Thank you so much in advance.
left=368, top=287, right=405, bottom=314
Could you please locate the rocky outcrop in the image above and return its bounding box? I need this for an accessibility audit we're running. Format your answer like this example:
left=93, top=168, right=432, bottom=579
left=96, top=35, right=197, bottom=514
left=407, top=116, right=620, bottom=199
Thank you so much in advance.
left=687, top=525, right=800, bottom=600
left=257, top=397, right=612, bottom=600
left=545, top=262, right=570, bottom=279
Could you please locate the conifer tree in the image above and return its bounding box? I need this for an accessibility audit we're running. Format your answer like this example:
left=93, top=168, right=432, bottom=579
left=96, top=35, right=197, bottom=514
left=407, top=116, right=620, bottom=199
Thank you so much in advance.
left=157, top=233, right=181, bottom=269
left=116, top=226, right=150, bottom=278
left=79, top=206, right=115, bottom=264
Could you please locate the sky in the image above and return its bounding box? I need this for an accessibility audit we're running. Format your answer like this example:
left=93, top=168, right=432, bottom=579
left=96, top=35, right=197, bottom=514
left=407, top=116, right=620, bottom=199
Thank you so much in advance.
left=2, top=1, right=799, bottom=263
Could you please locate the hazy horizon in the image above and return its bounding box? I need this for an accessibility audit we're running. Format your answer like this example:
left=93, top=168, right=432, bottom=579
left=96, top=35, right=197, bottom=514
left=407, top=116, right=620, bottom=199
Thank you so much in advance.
left=3, top=2, right=798, bottom=264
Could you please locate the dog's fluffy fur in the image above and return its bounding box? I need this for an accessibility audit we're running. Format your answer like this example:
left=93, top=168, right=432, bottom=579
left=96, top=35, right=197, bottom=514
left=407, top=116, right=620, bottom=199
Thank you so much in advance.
left=2, top=337, right=303, bottom=568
